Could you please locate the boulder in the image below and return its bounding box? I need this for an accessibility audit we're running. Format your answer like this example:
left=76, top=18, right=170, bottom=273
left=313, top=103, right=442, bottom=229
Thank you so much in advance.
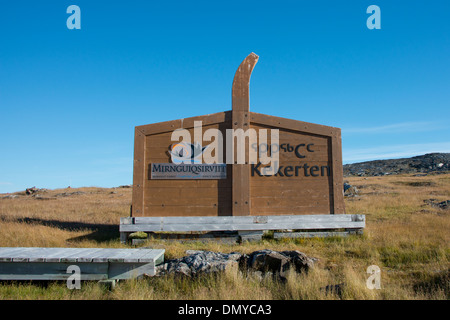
left=343, top=183, right=359, bottom=197
left=25, top=187, right=39, bottom=195
left=155, top=249, right=316, bottom=279
left=156, top=250, right=243, bottom=277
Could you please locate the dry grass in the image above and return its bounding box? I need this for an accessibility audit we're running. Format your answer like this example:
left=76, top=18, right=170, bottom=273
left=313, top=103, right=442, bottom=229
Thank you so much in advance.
left=0, top=174, right=449, bottom=300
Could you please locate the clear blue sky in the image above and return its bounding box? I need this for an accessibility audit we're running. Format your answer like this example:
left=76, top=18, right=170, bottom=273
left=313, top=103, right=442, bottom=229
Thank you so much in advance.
left=1, top=1, right=449, bottom=193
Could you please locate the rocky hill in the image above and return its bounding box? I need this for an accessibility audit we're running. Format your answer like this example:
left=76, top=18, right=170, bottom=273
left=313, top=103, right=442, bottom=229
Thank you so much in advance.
left=343, top=153, right=450, bottom=177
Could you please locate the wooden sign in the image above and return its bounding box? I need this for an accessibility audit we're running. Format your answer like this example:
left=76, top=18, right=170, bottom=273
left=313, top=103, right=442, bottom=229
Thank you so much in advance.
left=131, top=53, right=345, bottom=218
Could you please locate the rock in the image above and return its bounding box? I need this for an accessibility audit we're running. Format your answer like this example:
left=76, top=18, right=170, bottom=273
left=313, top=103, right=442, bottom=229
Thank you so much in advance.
left=437, top=200, right=450, bottom=210
left=54, top=191, right=86, bottom=197
left=281, top=250, right=315, bottom=273
left=1, top=195, right=18, bottom=199
left=424, top=199, right=450, bottom=210
left=25, top=187, right=39, bottom=195
left=343, top=183, right=359, bottom=197
left=155, top=249, right=315, bottom=279
left=246, top=250, right=289, bottom=275
left=343, top=183, right=352, bottom=192
left=157, top=250, right=244, bottom=277
left=240, top=249, right=315, bottom=279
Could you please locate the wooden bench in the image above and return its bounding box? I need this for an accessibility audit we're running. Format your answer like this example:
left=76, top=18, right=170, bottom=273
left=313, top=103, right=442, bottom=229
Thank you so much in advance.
left=120, top=214, right=365, bottom=243
left=0, top=247, right=165, bottom=281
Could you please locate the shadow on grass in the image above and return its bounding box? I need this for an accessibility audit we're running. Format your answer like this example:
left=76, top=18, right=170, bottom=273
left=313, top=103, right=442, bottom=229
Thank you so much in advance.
left=13, top=217, right=119, bottom=243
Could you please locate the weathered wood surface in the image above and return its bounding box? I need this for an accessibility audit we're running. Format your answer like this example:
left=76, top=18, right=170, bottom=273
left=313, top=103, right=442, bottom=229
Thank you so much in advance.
left=231, top=52, right=259, bottom=216
left=0, top=247, right=163, bottom=263
left=120, top=214, right=365, bottom=232
left=0, top=247, right=165, bottom=280
left=274, top=230, right=363, bottom=239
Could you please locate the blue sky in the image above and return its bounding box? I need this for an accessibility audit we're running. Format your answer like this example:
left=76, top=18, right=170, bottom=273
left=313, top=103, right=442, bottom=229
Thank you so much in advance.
left=1, top=1, right=449, bottom=193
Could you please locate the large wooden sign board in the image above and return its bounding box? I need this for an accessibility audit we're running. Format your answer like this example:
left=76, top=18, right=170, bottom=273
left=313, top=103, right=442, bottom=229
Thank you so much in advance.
left=122, top=53, right=362, bottom=242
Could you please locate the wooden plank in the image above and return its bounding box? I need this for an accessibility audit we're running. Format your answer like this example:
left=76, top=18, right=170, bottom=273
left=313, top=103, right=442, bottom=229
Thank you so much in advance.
left=251, top=206, right=332, bottom=215
left=331, top=129, right=345, bottom=214
left=250, top=112, right=337, bottom=138
left=120, top=221, right=365, bottom=232
left=131, top=215, right=358, bottom=225
left=144, top=187, right=231, bottom=199
left=136, top=111, right=230, bottom=135
left=274, top=230, right=363, bottom=239
left=76, top=248, right=108, bottom=263
left=0, top=262, right=108, bottom=281
left=145, top=198, right=231, bottom=207
left=27, top=248, right=69, bottom=262
left=251, top=198, right=330, bottom=208
left=0, top=248, right=30, bottom=262
left=0, top=248, right=166, bottom=281
left=121, top=249, right=154, bottom=263
left=250, top=187, right=331, bottom=198
left=144, top=179, right=232, bottom=188
left=143, top=205, right=232, bottom=217
left=132, top=128, right=146, bottom=216
left=231, top=53, right=258, bottom=216
left=10, top=248, right=39, bottom=262
left=59, top=248, right=96, bottom=263
left=249, top=176, right=332, bottom=185
left=120, top=214, right=365, bottom=232
left=88, top=249, right=125, bottom=263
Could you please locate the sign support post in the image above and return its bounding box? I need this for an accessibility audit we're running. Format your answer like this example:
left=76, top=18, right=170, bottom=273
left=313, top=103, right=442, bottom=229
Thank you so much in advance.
left=231, top=53, right=258, bottom=216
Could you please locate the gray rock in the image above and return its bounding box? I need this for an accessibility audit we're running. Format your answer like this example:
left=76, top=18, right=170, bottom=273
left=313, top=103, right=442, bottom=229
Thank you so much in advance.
left=242, top=249, right=314, bottom=279
left=155, top=249, right=315, bottom=279
left=425, top=199, right=450, bottom=210
left=25, top=187, right=39, bottom=195
left=157, top=250, right=243, bottom=277
left=1, top=195, right=18, bottom=199
left=343, top=183, right=359, bottom=197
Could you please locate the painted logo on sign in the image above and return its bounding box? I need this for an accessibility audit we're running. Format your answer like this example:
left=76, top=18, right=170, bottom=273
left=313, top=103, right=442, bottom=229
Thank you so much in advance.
left=169, top=142, right=209, bottom=164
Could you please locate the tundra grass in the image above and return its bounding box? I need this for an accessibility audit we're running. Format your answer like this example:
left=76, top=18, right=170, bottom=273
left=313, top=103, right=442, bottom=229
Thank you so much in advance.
left=0, top=174, right=448, bottom=299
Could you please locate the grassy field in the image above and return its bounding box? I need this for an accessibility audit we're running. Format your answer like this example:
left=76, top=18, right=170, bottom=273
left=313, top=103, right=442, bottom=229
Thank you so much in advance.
left=0, top=174, right=448, bottom=300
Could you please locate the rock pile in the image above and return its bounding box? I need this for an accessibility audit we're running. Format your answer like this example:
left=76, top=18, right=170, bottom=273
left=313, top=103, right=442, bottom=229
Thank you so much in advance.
left=344, top=153, right=450, bottom=177
left=156, top=249, right=315, bottom=280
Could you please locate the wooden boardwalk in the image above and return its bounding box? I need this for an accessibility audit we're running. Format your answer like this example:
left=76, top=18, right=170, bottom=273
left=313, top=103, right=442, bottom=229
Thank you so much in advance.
left=120, top=214, right=366, bottom=243
left=0, top=247, right=165, bottom=281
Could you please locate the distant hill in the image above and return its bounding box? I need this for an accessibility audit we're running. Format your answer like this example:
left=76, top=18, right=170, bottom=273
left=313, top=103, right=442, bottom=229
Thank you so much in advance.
left=343, top=153, right=450, bottom=177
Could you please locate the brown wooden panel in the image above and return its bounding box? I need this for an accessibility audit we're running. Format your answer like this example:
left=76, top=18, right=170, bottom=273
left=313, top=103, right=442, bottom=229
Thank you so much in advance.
left=251, top=205, right=333, bottom=215
left=139, top=120, right=232, bottom=217
left=250, top=112, right=337, bottom=138
left=136, top=111, right=231, bottom=135
left=248, top=120, right=333, bottom=215
left=251, top=187, right=332, bottom=198
left=144, top=179, right=232, bottom=188
left=131, top=128, right=145, bottom=216
left=252, top=197, right=330, bottom=208
left=331, top=128, right=345, bottom=214
left=144, top=205, right=232, bottom=217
